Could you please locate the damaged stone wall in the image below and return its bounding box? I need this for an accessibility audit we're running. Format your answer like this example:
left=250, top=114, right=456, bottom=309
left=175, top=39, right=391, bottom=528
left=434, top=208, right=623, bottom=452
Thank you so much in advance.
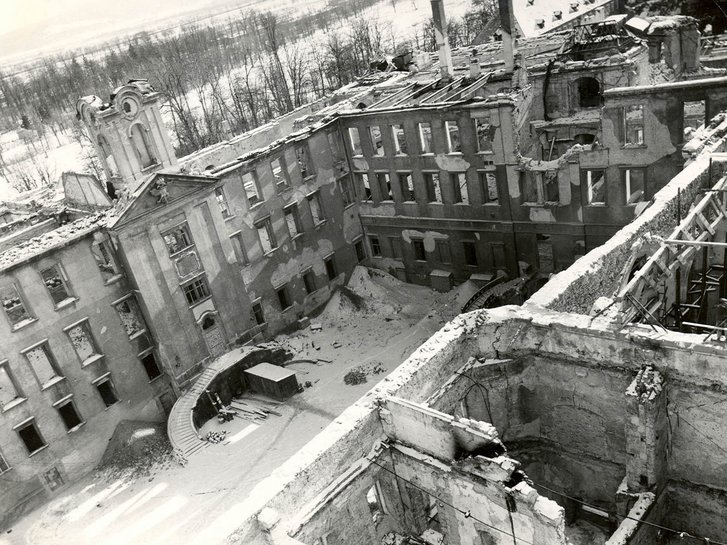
left=0, top=230, right=170, bottom=530
left=531, top=152, right=724, bottom=314
left=217, top=124, right=362, bottom=336
left=425, top=353, right=629, bottom=509
left=342, top=101, right=523, bottom=284
left=292, top=397, right=566, bottom=545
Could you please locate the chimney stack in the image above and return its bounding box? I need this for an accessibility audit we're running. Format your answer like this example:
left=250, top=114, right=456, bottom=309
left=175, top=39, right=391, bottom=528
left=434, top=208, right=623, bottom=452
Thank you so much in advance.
left=498, top=0, right=515, bottom=72
left=430, top=0, right=453, bottom=80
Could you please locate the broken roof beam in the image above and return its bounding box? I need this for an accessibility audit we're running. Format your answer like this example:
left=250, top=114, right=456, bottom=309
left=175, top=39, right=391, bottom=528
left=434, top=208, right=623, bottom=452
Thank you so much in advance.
left=366, top=82, right=419, bottom=110
left=418, top=76, right=466, bottom=104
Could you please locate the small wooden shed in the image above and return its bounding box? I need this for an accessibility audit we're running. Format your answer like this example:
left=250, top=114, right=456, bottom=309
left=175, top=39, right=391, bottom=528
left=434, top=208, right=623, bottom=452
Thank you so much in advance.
left=243, top=362, right=299, bottom=400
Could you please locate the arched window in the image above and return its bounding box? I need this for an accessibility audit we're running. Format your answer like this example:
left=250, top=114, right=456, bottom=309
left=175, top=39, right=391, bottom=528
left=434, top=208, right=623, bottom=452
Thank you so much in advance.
left=576, top=77, right=601, bottom=108
left=129, top=124, right=157, bottom=169
left=201, top=315, right=216, bottom=330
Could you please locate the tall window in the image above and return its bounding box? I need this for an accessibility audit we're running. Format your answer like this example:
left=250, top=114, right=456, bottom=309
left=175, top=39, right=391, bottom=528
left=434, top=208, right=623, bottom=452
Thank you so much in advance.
left=419, top=123, right=433, bottom=153
left=412, top=239, right=426, bottom=261
left=230, top=232, right=248, bottom=265
left=585, top=169, right=606, bottom=205
left=389, top=237, right=403, bottom=259
left=355, top=240, right=366, bottom=262
left=252, top=302, right=265, bottom=325
left=369, top=235, right=382, bottom=257
left=65, top=320, right=101, bottom=365
left=520, top=171, right=559, bottom=205
left=328, top=131, right=343, bottom=161
left=215, top=187, right=230, bottom=218
left=356, top=172, right=372, bottom=201
left=479, top=171, right=499, bottom=204
left=474, top=117, right=494, bottom=153
left=369, top=126, right=384, bottom=156
left=55, top=397, right=84, bottom=431
left=182, top=276, right=210, bottom=306
left=91, top=239, right=121, bottom=282
left=271, top=157, right=288, bottom=190
left=284, top=204, right=302, bottom=238
left=94, top=375, right=120, bottom=407
left=436, top=240, right=451, bottom=264
left=1, top=284, right=32, bottom=327
left=296, top=144, right=315, bottom=178
left=338, top=176, right=355, bottom=207
left=0, top=360, right=23, bottom=410
left=241, top=171, right=262, bottom=207
left=15, top=419, right=46, bottom=455
left=139, top=350, right=162, bottom=380
left=40, top=264, right=73, bottom=306
left=255, top=217, right=277, bottom=254
left=399, top=172, right=415, bottom=202
left=425, top=172, right=442, bottom=203
left=349, top=127, right=363, bottom=156
left=624, top=169, right=645, bottom=205
left=23, top=342, right=62, bottom=388
left=445, top=121, right=461, bottom=153
left=622, top=105, right=644, bottom=146
left=130, top=124, right=156, bottom=169
left=463, top=241, right=478, bottom=266
left=162, top=224, right=193, bottom=255
left=392, top=125, right=408, bottom=154
left=451, top=173, right=469, bottom=204
left=114, top=296, right=147, bottom=338
left=324, top=255, right=337, bottom=280
left=276, top=284, right=292, bottom=310
left=308, top=192, right=325, bottom=224
left=302, top=269, right=316, bottom=294
left=376, top=173, right=392, bottom=201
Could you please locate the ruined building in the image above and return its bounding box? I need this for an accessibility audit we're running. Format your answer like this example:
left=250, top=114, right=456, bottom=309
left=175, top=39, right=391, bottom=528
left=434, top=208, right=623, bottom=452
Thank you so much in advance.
left=2, top=1, right=727, bottom=540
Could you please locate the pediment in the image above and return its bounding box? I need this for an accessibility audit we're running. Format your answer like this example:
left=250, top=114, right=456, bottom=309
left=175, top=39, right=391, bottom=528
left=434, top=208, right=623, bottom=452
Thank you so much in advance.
left=111, top=172, right=218, bottom=228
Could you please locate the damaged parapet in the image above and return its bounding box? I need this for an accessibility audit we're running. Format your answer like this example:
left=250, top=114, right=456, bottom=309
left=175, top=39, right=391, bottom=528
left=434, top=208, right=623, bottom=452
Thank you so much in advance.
left=624, top=366, right=668, bottom=493
left=377, top=396, right=567, bottom=544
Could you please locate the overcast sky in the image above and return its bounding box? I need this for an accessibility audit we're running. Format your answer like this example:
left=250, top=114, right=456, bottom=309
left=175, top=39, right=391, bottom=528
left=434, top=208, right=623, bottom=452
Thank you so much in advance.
left=0, top=0, right=229, bottom=64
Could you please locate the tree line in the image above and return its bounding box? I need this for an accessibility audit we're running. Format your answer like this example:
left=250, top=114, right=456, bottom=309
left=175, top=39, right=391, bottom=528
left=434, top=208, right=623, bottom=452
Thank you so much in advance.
left=0, top=0, right=496, bottom=174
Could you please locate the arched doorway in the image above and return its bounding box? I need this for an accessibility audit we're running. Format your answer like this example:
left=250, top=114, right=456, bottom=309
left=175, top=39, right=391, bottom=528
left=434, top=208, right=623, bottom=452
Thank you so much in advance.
left=200, top=313, right=226, bottom=358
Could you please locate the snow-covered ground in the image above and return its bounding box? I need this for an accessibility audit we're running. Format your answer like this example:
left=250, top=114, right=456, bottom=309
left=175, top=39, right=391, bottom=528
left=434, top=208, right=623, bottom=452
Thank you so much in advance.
left=2, top=267, right=475, bottom=545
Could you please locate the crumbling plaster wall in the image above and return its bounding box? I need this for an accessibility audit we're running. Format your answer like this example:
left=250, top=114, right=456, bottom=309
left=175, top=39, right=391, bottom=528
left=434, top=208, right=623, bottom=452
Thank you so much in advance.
left=218, top=127, right=361, bottom=336
left=0, top=234, right=168, bottom=530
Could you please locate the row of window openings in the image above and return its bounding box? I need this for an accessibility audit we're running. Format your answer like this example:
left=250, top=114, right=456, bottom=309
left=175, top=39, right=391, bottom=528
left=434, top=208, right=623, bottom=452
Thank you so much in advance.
left=235, top=146, right=316, bottom=209
left=354, top=171, right=499, bottom=205
left=519, top=169, right=646, bottom=206
left=369, top=236, right=494, bottom=268
left=8, top=377, right=121, bottom=458
left=621, top=100, right=715, bottom=146
left=254, top=257, right=339, bottom=321
left=348, top=118, right=495, bottom=157
left=0, top=299, right=159, bottom=412
left=0, top=240, right=122, bottom=331
left=248, top=194, right=326, bottom=257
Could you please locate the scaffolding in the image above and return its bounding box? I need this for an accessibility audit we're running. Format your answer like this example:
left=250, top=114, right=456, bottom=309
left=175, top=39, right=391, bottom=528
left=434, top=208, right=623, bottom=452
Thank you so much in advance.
left=618, top=165, right=727, bottom=339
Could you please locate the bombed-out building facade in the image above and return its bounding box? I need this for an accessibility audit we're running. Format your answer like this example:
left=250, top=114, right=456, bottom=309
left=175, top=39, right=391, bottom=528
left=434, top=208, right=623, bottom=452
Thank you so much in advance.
left=3, top=0, right=727, bottom=541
